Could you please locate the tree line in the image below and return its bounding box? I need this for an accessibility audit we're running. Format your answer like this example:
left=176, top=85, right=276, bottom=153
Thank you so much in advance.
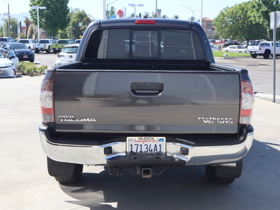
left=0, top=0, right=93, bottom=40
left=1, top=0, right=279, bottom=42
left=213, top=0, right=280, bottom=43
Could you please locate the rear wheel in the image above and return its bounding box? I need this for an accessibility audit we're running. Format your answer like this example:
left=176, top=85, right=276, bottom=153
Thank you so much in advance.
left=205, top=161, right=242, bottom=184
left=251, top=54, right=257, bottom=58
left=35, top=49, right=39, bottom=53
left=47, top=157, right=83, bottom=183
left=263, top=50, right=270, bottom=59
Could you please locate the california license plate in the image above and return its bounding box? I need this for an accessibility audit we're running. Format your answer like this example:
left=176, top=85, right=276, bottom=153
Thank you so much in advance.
left=23, top=55, right=28, bottom=58
left=127, top=137, right=165, bottom=153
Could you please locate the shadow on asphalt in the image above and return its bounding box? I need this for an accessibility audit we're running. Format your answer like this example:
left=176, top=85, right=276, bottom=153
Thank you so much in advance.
left=58, top=140, right=280, bottom=210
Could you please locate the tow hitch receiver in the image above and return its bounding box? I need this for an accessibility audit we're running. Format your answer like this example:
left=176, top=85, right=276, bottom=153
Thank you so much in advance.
left=142, top=168, right=152, bottom=178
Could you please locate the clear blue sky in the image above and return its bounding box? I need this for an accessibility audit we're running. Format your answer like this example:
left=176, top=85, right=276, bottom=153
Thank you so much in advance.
left=0, top=0, right=249, bottom=21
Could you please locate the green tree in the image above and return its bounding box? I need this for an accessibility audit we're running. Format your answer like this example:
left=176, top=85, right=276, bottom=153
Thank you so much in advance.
left=172, top=15, right=179, bottom=19
left=4, top=18, right=18, bottom=39
left=67, top=8, right=93, bottom=39
left=214, top=2, right=266, bottom=43
left=107, top=6, right=116, bottom=19
left=24, top=16, right=32, bottom=38
left=29, top=0, right=70, bottom=37
left=251, top=0, right=280, bottom=40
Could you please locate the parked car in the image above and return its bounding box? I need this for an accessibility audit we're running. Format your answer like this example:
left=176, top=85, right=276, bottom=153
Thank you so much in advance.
left=34, top=39, right=56, bottom=53
left=210, top=44, right=220, bottom=51
left=19, top=39, right=36, bottom=50
left=222, top=42, right=241, bottom=48
left=0, top=49, right=19, bottom=69
left=1, top=43, right=35, bottom=62
left=51, top=39, right=75, bottom=54
left=0, top=37, right=17, bottom=46
left=250, top=41, right=280, bottom=59
left=55, top=44, right=79, bottom=65
left=222, top=45, right=249, bottom=53
left=40, top=19, right=254, bottom=185
left=0, top=50, right=17, bottom=78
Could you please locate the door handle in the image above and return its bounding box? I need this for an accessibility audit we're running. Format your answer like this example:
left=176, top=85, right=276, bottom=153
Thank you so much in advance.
left=130, top=82, right=164, bottom=96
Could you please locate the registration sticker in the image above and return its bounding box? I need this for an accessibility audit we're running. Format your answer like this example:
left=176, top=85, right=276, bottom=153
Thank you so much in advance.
left=127, top=137, right=165, bottom=153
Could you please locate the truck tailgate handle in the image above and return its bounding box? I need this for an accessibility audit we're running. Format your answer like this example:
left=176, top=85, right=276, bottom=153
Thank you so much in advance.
left=131, top=82, right=164, bottom=96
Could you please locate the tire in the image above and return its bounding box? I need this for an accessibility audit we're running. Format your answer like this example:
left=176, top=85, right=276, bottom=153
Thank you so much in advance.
left=55, top=164, right=83, bottom=183
left=53, top=49, right=57, bottom=54
left=205, top=161, right=242, bottom=184
left=205, top=166, right=235, bottom=184
left=47, top=157, right=83, bottom=183
left=35, top=49, right=39, bottom=53
left=29, top=59, right=34, bottom=62
left=251, top=54, right=257, bottom=58
left=13, top=70, right=17, bottom=78
left=263, top=50, right=270, bottom=59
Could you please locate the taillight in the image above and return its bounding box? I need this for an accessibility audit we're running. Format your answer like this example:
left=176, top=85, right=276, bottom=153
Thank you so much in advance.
left=40, top=79, right=54, bottom=123
left=240, top=81, right=254, bottom=124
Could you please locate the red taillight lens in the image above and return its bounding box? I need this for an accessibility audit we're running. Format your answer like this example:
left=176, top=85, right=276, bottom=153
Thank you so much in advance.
left=40, top=79, right=54, bottom=123
left=240, top=81, right=254, bottom=124
left=135, top=20, right=156, bottom=24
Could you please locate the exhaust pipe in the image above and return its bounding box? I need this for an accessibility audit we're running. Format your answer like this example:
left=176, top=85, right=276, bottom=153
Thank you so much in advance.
left=142, top=168, right=152, bottom=178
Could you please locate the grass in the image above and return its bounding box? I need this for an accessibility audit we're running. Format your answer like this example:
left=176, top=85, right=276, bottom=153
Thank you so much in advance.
left=213, top=51, right=251, bottom=57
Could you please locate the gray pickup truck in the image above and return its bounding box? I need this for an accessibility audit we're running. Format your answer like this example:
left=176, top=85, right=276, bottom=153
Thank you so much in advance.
left=39, top=19, right=254, bottom=184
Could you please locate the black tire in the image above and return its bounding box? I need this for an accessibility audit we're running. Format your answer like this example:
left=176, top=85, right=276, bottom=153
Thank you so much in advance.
left=13, top=70, right=17, bottom=78
left=47, top=157, right=83, bottom=183
left=55, top=164, right=83, bottom=183
left=263, top=50, right=270, bottom=59
left=205, top=166, right=235, bottom=184
left=35, top=49, right=39, bottom=53
left=251, top=54, right=257, bottom=58
left=29, top=59, right=34, bottom=62
left=53, top=49, right=57, bottom=54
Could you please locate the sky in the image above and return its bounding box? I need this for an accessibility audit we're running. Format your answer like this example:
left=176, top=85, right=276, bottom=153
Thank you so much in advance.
left=0, top=0, right=250, bottom=21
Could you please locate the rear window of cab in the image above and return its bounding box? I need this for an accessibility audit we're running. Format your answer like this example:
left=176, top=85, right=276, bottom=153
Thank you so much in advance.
left=85, top=29, right=205, bottom=60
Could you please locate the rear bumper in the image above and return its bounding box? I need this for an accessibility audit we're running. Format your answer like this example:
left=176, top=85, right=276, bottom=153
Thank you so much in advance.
left=39, top=124, right=254, bottom=166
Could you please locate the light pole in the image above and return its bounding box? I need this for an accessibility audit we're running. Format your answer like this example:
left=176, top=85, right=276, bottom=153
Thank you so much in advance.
left=180, top=4, right=194, bottom=20
left=1, top=15, right=4, bottom=36
left=200, top=0, right=203, bottom=25
left=3, top=1, right=11, bottom=37
left=31, top=6, right=46, bottom=41
left=128, top=3, right=144, bottom=18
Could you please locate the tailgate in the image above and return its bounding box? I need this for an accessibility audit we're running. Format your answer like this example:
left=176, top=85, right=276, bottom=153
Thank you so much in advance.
left=54, top=70, right=240, bottom=134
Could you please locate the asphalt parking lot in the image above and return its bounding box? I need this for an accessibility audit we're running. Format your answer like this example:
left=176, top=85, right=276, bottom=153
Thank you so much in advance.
left=0, top=54, right=280, bottom=209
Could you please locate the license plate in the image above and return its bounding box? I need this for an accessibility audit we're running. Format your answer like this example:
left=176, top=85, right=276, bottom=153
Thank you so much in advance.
left=23, top=55, right=28, bottom=58
left=251, top=52, right=256, bottom=54
left=127, top=137, right=165, bottom=153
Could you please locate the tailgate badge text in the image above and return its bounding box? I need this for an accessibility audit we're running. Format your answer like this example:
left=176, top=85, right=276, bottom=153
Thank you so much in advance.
left=58, top=115, right=96, bottom=122
left=198, top=117, right=233, bottom=124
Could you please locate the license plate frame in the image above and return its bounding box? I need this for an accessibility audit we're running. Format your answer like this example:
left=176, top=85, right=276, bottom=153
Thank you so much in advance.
left=127, top=137, right=166, bottom=153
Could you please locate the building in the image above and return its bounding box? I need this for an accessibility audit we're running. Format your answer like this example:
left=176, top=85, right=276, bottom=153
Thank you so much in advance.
left=201, top=17, right=216, bottom=39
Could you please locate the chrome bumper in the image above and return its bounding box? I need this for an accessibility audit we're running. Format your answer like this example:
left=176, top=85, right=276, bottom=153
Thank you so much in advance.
left=39, top=125, right=254, bottom=166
